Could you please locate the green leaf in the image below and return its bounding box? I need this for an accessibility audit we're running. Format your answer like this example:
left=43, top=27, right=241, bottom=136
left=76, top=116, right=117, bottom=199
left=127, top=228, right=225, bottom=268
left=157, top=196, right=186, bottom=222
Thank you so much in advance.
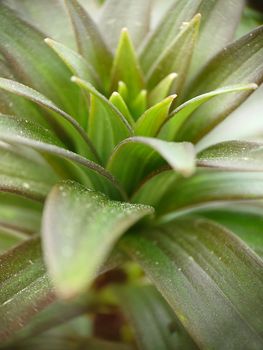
left=42, top=181, right=153, bottom=298
left=0, top=78, right=99, bottom=161
left=189, top=0, right=245, bottom=80
left=120, top=218, right=263, bottom=349
left=130, top=89, right=147, bottom=120
left=146, top=14, right=201, bottom=93
left=64, top=0, right=112, bottom=89
left=160, top=84, right=257, bottom=141
left=199, top=208, right=263, bottom=258
left=116, top=285, right=197, bottom=350
left=0, top=237, right=54, bottom=343
left=0, top=226, right=26, bottom=254
left=109, top=92, right=134, bottom=126
left=135, top=95, right=176, bottom=137
left=107, top=137, right=195, bottom=195
left=0, top=115, right=126, bottom=200
left=132, top=168, right=263, bottom=216
left=0, top=4, right=83, bottom=120
left=71, top=77, right=132, bottom=165
left=139, top=0, right=202, bottom=74
left=44, top=38, right=100, bottom=88
left=156, top=169, right=263, bottom=217
left=110, top=29, right=144, bottom=101
left=178, top=25, right=263, bottom=143
left=0, top=142, right=58, bottom=201
left=0, top=193, right=42, bottom=235
left=148, top=73, right=177, bottom=106
left=100, top=0, right=151, bottom=50
left=198, top=141, right=263, bottom=171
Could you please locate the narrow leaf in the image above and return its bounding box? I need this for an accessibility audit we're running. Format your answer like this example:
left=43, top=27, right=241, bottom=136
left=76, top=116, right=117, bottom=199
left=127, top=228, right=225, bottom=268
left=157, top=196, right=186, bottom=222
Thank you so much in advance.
left=44, top=38, right=99, bottom=87
left=109, top=92, right=134, bottom=126
left=42, top=181, right=153, bottom=298
left=198, top=141, right=263, bottom=171
left=148, top=73, right=177, bottom=106
left=178, top=25, right=263, bottom=142
left=130, top=89, right=147, bottom=120
left=140, top=0, right=202, bottom=74
left=0, top=237, right=55, bottom=342
left=107, top=137, right=195, bottom=195
left=71, top=77, right=132, bottom=164
left=0, top=226, right=26, bottom=254
left=65, top=0, right=112, bottom=89
left=160, top=84, right=257, bottom=141
left=135, top=95, right=176, bottom=137
left=100, top=0, right=151, bottom=50
left=121, top=218, right=263, bottom=349
left=110, top=29, right=144, bottom=101
left=116, top=285, right=197, bottom=350
left=146, top=14, right=201, bottom=93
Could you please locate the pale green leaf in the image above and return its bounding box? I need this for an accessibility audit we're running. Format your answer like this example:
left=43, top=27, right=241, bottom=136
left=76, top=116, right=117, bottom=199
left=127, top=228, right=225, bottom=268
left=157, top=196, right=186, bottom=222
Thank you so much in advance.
left=178, top=25, right=263, bottom=142
left=120, top=218, right=263, bottom=349
left=135, top=95, right=176, bottom=137
left=100, top=0, right=151, bottom=50
left=110, top=29, right=144, bottom=101
left=65, top=0, right=112, bottom=89
left=160, top=84, right=257, bottom=141
left=198, top=141, right=263, bottom=171
left=148, top=73, right=177, bottom=106
left=107, top=137, right=195, bottom=195
left=130, top=89, right=148, bottom=120
left=71, top=77, right=132, bottom=165
left=42, top=181, right=153, bottom=297
left=147, top=14, right=201, bottom=93
left=109, top=92, right=134, bottom=126
left=139, top=0, right=202, bottom=74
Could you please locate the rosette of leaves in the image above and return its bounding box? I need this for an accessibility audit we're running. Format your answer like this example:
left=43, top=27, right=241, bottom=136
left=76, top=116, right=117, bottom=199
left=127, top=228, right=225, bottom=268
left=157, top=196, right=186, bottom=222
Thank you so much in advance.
left=0, top=0, right=263, bottom=349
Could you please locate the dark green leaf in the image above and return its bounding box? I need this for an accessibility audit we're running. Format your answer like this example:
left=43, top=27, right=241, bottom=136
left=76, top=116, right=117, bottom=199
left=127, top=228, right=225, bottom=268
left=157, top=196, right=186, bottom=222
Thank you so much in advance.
left=65, top=0, right=112, bottom=89
left=107, top=137, right=195, bottom=195
left=42, top=181, right=153, bottom=298
left=116, top=285, right=197, bottom=350
left=0, top=237, right=54, bottom=343
left=198, top=141, right=263, bottom=171
left=120, top=218, right=263, bottom=349
left=178, top=25, right=263, bottom=142
left=100, top=0, right=151, bottom=50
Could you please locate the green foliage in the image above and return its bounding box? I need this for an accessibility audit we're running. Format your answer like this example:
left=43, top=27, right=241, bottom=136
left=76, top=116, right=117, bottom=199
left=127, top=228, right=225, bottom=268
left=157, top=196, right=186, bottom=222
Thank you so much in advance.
left=0, top=0, right=263, bottom=348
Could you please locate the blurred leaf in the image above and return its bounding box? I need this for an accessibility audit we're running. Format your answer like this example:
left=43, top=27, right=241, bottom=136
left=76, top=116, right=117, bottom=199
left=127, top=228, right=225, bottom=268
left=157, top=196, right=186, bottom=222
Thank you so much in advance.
left=189, top=0, right=245, bottom=80
left=65, top=0, right=112, bottom=89
left=121, top=218, right=263, bottom=349
left=0, top=142, right=58, bottom=201
left=178, top=25, right=263, bottom=143
left=116, top=285, right=197, bottom=350
left=199, top=208, right=263, bottom=258
left=42, top=181, right=153, bottom=298
left=110, top=29, right=144, bottom=101
left=44, top=38, right=100, bottom=87
left=0, top=237, right=54, bottom=343
left=132, top=168, right=263, bottom=216
left=107, top=137, right=195, bottom=195
left=198, top=141, right=263, bottom=171
left=148, top=73, right=177, bottom=106
left=147, top=14, right=201, bottom=93
left=160, top=84, right=257, bottom=141
left=109, top=92, right=134, bottom=126
left=0, top=78, right=99, bottom=161
left=139, top=0, right=201, bottom=74
left=0, top=115, right=125, bottom=199
left=100, top=0, right=151, bottom=50
left=0, top=226, right=26, bottom=254
left=72, top=77, right=132, bottom=165
left=135, top=95, right=176, bottom=137
left=0, top=4, right=83, bottom=120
